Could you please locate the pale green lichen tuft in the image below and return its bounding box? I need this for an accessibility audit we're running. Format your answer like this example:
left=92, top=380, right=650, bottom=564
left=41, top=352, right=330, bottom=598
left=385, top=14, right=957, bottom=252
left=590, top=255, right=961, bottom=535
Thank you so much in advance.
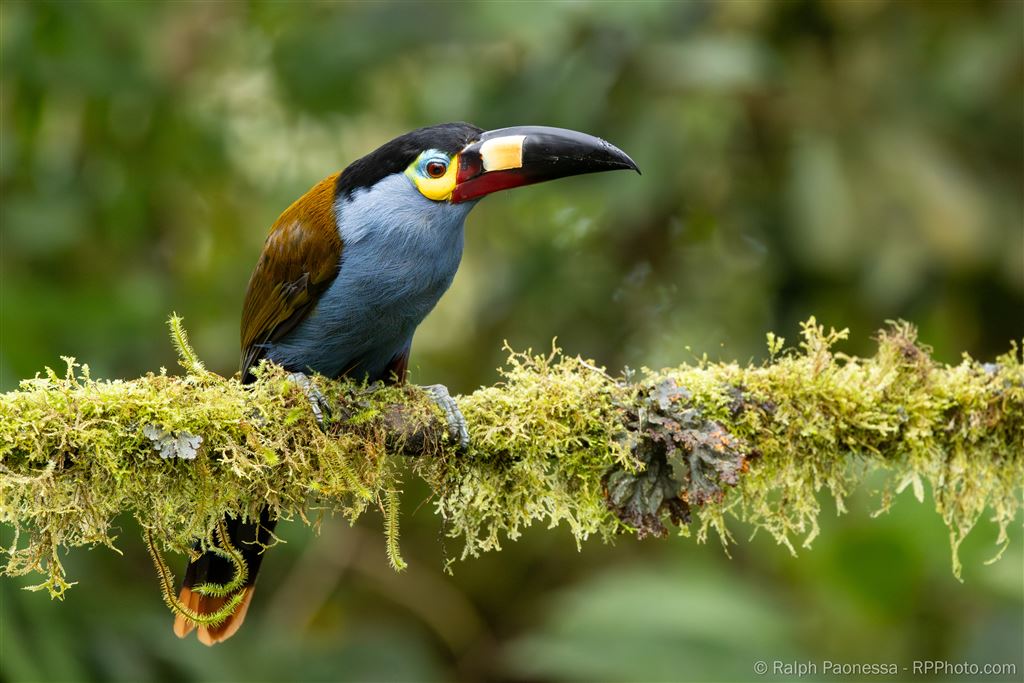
left=383, top=487, right=407, bottom=572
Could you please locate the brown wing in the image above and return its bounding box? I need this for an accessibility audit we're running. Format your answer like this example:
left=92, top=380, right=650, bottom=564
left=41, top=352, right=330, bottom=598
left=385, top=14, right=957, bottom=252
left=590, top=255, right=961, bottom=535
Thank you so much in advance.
left=240, top=173, right=344, bottom=381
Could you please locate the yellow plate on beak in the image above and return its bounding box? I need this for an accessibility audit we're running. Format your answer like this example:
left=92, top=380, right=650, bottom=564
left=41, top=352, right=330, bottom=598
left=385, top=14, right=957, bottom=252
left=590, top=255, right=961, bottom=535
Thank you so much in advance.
left=480, top=135, right=525, bottom=172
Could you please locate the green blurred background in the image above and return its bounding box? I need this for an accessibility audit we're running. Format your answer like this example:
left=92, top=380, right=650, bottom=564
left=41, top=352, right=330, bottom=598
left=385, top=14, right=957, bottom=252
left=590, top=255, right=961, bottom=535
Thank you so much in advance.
left=2, top=1, right=1022, bottom=681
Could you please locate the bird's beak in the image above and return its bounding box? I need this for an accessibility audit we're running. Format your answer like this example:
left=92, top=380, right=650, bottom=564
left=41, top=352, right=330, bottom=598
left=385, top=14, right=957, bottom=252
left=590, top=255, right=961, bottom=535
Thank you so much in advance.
left=450, top=126, right=639, bottom=204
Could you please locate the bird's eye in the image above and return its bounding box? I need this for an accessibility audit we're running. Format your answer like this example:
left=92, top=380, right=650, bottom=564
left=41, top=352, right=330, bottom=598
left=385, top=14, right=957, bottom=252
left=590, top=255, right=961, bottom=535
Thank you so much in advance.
left=425, top=160, right=448, bottom=178
left=406, top=151, right=457, bottom=200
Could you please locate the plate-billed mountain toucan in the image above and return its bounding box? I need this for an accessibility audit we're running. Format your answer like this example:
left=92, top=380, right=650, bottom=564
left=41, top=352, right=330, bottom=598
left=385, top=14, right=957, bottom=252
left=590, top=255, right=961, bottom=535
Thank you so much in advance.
left=173, top=123, right=638, bottom=645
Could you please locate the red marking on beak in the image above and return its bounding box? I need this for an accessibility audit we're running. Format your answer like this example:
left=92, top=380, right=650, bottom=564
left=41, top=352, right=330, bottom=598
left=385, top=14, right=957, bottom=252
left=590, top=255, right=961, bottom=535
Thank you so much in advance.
left=451, top=169, right=530, bottom=203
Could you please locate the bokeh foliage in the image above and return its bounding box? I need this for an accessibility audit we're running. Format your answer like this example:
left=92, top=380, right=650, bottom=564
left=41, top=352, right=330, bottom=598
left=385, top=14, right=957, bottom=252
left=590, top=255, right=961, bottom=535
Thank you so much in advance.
left=2, top=1, right=1022, bottom=682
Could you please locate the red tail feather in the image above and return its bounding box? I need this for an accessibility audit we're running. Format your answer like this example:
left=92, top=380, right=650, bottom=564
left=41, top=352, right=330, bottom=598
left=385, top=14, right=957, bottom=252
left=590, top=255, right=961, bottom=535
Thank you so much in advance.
left=173, top=586, right=255, bottom=646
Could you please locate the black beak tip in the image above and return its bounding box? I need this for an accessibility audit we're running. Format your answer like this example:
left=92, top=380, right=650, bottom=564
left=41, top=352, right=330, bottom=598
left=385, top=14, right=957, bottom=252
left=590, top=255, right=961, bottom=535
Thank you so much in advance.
left=601, top=140, right=640, bottom=175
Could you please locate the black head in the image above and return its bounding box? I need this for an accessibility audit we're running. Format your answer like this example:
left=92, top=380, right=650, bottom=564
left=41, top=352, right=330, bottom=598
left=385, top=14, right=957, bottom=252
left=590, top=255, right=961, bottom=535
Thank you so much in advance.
left=335, top=122, right=484, bottom=199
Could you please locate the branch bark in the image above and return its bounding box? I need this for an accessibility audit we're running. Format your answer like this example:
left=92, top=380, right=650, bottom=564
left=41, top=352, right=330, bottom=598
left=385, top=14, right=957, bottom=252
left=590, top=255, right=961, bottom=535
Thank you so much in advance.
left=1, top=318, right=1021, bottom=599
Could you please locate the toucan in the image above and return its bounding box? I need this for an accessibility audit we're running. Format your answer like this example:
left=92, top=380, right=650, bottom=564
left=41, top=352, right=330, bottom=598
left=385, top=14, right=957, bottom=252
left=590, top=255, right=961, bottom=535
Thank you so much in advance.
left=173, top=123, right=638, bottom=644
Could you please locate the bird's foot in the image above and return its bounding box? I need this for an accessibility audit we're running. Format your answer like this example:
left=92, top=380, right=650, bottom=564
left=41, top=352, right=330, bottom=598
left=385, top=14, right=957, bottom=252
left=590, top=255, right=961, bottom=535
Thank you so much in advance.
left=423, top=384, right=470, bottom=452
left=287, top=372, right=331, bottom=426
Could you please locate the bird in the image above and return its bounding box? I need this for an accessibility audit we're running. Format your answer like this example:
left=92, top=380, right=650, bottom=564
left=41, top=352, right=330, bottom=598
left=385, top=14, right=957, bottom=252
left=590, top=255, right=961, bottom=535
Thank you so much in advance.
left=172, top=122, right=638, bottom=645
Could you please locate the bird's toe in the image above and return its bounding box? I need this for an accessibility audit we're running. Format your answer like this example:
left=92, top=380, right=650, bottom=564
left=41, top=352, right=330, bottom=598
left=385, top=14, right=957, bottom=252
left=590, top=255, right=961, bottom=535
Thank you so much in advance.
left=423, top=384, right=470, bottom=452
left=286, top=372, right=331, bottom=426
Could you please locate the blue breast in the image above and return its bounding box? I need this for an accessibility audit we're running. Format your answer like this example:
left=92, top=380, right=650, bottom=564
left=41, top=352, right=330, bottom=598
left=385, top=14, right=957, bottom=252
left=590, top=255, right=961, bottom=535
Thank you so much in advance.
left=262, top=174, right=475, bottom=381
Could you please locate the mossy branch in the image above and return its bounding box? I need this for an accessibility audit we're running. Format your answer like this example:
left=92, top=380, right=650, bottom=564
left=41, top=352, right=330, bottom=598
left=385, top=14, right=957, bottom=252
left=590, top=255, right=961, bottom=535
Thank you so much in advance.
left=1, top=318, right=1021, bottom=604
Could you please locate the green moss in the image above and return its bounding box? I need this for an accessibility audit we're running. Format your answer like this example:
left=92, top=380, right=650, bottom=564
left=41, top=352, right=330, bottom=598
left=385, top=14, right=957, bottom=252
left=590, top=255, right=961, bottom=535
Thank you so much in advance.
left=1, top=318, right=1021, bottom=607
left=0, top=318, right=418, bottom=598
left=416, top=345, right=631, bottom=559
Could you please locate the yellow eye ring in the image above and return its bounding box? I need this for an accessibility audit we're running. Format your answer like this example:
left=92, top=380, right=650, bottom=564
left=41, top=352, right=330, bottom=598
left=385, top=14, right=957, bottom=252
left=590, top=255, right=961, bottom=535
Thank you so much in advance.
left=406, top=151, right=458, bottom=202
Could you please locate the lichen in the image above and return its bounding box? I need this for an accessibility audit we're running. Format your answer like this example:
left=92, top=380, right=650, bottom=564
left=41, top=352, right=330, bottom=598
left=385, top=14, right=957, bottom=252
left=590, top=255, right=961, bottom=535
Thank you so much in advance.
left=1, top=317, right=1021, bottom=609
left=603, top=377, right=747, bottom=538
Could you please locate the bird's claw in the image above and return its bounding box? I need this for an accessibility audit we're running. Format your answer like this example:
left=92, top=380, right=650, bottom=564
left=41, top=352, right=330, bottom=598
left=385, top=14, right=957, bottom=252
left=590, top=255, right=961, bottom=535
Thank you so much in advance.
left=423, top=384, right=470, bottom=452
left=287, top=372, right=331, bottom=426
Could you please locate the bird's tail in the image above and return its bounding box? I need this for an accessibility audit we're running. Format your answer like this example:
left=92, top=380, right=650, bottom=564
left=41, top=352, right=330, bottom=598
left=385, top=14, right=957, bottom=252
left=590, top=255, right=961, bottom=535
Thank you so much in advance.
left=173, top=510, right=277, bottom=646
